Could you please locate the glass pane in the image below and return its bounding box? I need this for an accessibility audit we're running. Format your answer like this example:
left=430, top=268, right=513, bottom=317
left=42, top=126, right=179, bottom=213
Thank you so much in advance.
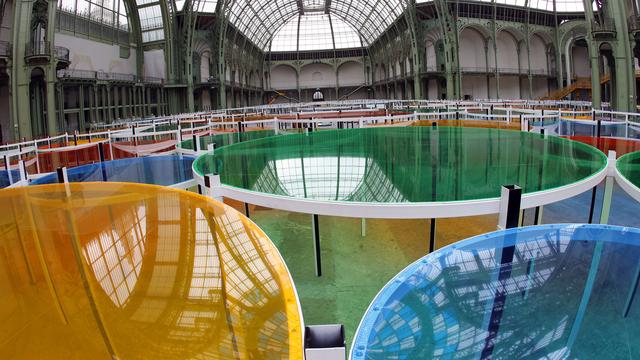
left=271, top=16, right=300, bottom=52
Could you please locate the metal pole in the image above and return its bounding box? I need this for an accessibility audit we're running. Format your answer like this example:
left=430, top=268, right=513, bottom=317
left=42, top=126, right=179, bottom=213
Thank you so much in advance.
left=482, top=186, right=522, bottom=360
left=588, top=187, right=598, bottom=224
left=312, top=214, right=322, bottom=277
left=429, top=219, right=436, bottom=253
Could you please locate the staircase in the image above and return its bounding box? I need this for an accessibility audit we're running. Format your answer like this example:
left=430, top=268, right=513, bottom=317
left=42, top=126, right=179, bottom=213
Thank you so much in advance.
left=541, top=79, right=592, bottom=101
left=338, top=85, right=366, bottom=101
left=541, top=71, right=640, bottom=101
left=268, top=91, right=298, bottom=105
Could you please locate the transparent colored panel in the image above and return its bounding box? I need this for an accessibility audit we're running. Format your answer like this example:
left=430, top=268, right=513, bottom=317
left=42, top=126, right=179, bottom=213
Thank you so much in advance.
left=195, top=127, right=607, bottom=203
left=351, top=224, right=640, bottom=359
left=0, top=169, right=20, bottom=188
left=0, top=183, right=303, bottom=359
left=618, top=150, right=640, bottom=192
left=30, top=156, right=194, bottom=186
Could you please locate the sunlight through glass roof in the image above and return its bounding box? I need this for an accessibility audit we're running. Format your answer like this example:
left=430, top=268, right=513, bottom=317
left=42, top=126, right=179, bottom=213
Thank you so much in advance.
left=271, top=13, right=362, bottom=52
left=226, top=0, right=406, bottom=51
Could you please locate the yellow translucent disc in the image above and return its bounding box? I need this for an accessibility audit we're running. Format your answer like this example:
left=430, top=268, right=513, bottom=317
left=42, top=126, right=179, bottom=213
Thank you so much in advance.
left=0, top=183, right=303, bottom=359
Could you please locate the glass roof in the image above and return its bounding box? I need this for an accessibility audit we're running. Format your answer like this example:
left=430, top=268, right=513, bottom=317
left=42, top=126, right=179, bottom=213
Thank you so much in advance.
left=415, top=0, right=586, bottom=12
left=57, top=0, right=129, bottom=31
left=271, top=13, right=362, bottom=52
left=226, top=0, right=406, bottom=51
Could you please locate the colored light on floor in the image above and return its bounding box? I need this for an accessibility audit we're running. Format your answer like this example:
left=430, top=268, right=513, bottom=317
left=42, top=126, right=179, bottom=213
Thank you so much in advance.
left=194, top=127, right=607, bottom=202
left=0, top=183, right=303, bottom=359
left=351, top=224, right=640, bottom=359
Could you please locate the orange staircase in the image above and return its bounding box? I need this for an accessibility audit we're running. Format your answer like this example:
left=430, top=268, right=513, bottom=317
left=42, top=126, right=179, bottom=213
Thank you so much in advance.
left=542, top=79, right=592, bottom=100
left=541, top=71, right=640, bottom=101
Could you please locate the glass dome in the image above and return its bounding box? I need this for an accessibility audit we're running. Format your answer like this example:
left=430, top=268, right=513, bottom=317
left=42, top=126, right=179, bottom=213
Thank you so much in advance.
left=271, top=13, right=363, bottom=52
left=226, top=0, right=407, bottom=51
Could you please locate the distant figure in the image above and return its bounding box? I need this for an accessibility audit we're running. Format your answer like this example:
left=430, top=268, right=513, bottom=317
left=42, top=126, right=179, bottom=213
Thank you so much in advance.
left=312, top=88, right=324, bottom=102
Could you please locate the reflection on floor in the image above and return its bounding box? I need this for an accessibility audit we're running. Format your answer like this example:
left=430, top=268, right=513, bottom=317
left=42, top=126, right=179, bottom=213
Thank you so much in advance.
left=224, top=182, right=640, bottom=349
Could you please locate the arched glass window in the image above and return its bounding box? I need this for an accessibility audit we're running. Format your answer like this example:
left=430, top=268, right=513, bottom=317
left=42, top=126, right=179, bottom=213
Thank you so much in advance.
left=270, top=13, right=362, bottom=52
left=228, top=0, right=406, bottom=51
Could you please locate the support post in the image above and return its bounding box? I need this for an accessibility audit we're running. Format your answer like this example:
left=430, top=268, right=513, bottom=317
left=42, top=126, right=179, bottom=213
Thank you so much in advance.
left=588, top=187, right=598, bottom=224
left=599, top=151, right=617, bottom=225
left=312, top=214, right=322, bottom=277
left=498, top=185, right=522, bottom=230
left=56, top=167, right=69, bottom=184
left=429, top=219, right=436, bottom=253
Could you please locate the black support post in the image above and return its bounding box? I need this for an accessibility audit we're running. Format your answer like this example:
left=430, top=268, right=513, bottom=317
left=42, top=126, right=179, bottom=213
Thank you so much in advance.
left=483, top=185, right=521, bottom=359
left=429, top=219, right=436, bottom=253
left=312, top=214, right=322, bottom=277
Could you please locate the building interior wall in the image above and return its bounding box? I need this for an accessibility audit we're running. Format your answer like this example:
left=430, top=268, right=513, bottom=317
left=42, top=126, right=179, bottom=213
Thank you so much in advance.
left=55, top=33, right=137, bottom=75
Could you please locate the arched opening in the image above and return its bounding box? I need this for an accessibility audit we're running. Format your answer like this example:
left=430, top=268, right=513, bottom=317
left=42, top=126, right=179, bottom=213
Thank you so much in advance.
left=494, top=30, right=520, bottom=99
left=337, top=61, right=366, bottom=99
left=600, top=42, right=616, bottom=107
left=270, top=64, right=297, bottom=90
left=459, top=27, right=489, bottom=100
left=29, top=67, right=47, bottom=138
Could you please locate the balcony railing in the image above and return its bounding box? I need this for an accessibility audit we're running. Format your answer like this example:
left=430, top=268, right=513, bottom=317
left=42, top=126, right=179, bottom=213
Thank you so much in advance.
left=143, top=76, right=164, bottom=84
left=592, top=19, right=616, bottom=37
left=25, top=41, right=70, bottom=62
left=58, top=69, right=96, bottom=79
left=57, top=69, right=166, bottom=84
left=25, top=41, right=50, bottom=57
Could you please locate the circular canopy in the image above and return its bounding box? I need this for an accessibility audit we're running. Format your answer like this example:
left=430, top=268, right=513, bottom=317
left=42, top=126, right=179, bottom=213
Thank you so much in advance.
left=351, top=224, right=640, bottom=359
left=616, top=150, right=640, bottom=202
left=194, top=127, right=607, bottom=218
left=31, top=156, right=194, bottom=187
left=0, top=183, right=303, bottom=358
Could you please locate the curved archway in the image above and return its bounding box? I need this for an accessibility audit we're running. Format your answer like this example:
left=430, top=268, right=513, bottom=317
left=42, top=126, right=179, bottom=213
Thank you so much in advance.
left=300, top=63, right=334, bottom=89
left=459, top=27, right=489, bottom=100
left=337, top=61, right=365, bottom=87
left=270, top=64, right=298, bottom=90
